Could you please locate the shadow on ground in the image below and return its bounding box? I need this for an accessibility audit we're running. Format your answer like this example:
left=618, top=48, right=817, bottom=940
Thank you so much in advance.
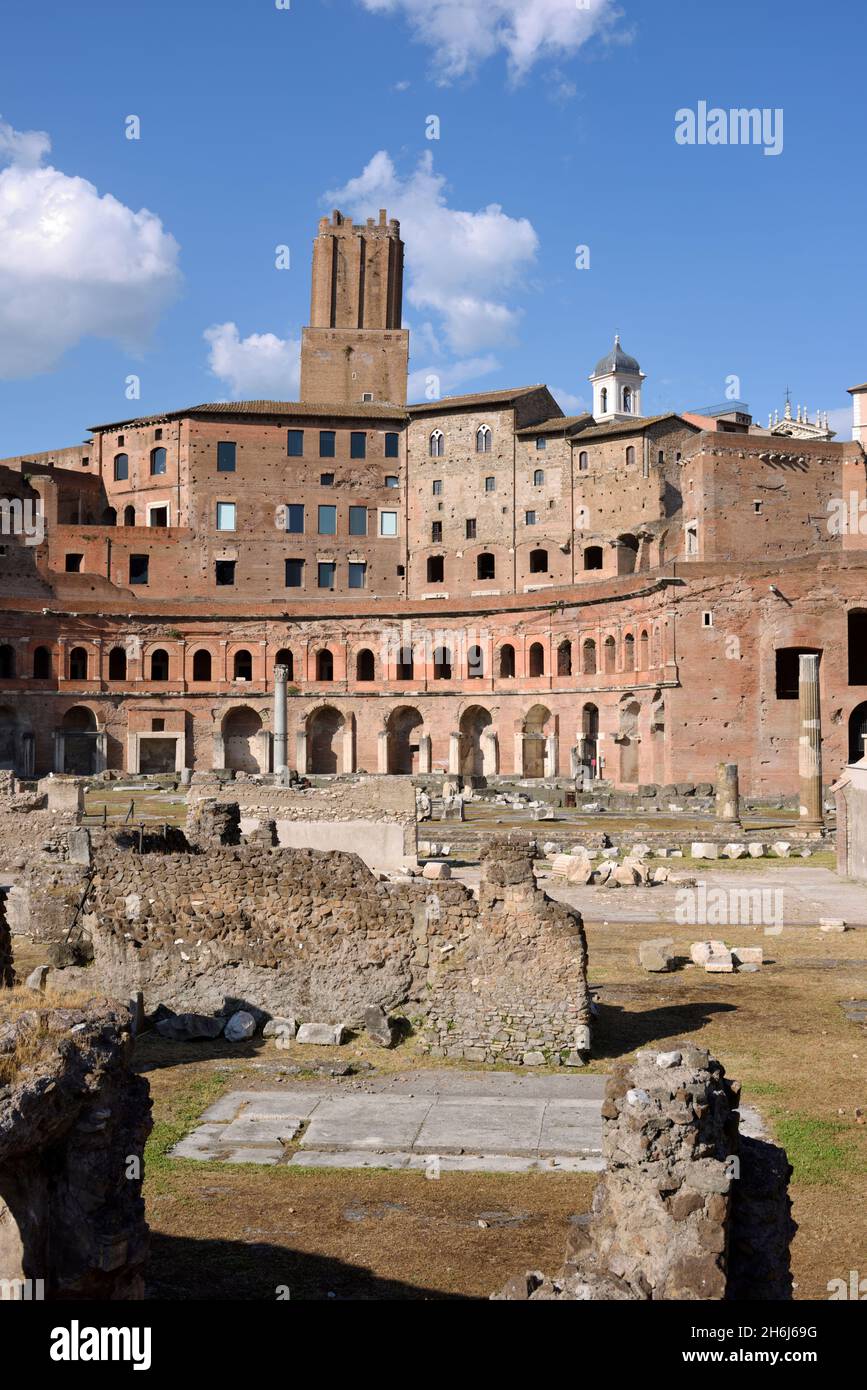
left=146, top=1232, right=468, bottom=1300
left=590, top=999, right=737, bottom=1059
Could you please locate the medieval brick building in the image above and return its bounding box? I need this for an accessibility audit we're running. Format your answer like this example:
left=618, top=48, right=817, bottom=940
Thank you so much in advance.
left=2, top=208, right=867, bottom=794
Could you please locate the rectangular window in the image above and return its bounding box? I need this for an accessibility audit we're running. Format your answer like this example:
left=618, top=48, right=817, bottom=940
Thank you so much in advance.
left=114, top=456, right=128, bottom=482
left=320, top=473, right=335, bottom=487
left=536, top=437, right=547, bottom=451
left=349, top=505, right=368, bottom=536
left=350, top=432, right=367, bottom=459
left=385, top=475, right=399, bottom=489
left=318, top=561, right=336, bottom=590
left=129, top=554, right=149, bottom=585
left=216, top=502, right=236, bottom=531
left=432, top=479, right=443, bottom=496
left=286, top=503, right=304, bottom=534
left=348, top=562, right=367, bottom=589
left=319, top=430, right=336, bottom=458
left=465, top=518, right=477, bottom=539
left=525, top=510, right=537, bottom=525
left=380, top=510, right=398, bottom=537
left=287, top=430, right=304, bottom=457
left=285, top=558, right=304, bottom=588
left=154, top=428, right=163, bottom=441
left=385, top=432, right=400, bottom=459
left=150, top=449, right=167, bottom=475
left=485, top=476, right=495, bottom=492
left=148, top=506, right=169, bottom=528
left=215, top=559, right=236, bottom=586
left=431, top=521, right=442, bottom=542
left=217, top=441, right=236, bottom=472
left=65, top=553, right=82, bottom=573
left=318, top=504, right=337, bottom=535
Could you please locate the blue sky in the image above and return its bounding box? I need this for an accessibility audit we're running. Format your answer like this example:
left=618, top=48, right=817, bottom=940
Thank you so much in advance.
left=0, top=0, right=864, bottom=454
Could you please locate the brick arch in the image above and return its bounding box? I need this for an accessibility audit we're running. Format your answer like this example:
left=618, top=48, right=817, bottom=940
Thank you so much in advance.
left=306, top=704, right=346, bottom=774
left=385, top=704, right=424, bottom=774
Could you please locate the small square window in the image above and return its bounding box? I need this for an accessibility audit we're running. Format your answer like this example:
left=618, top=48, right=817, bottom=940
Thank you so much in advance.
left=319, top=431, right=336, bottom=458
left=753, top=500, right=763, bottom=514
left=485, top=476, right=495, bottom=492
left=432, top=479, right=443, bottom=496
left=362, top=392, right=374, bottom=403
left=215, top=559, right=236, bottom=586
left=351, top=432, right=367, bottom=459
left=285, top=558, right=304, bottom=588
left=431, top=521, right=442, bottom=543
left=318, top=561, right=336, bottom=589
left=286, top=504, right=304, bottom=534
left=525, top=510, right=537, bottom=525
left=318, top=504, right=337, bottom=536
left=151, top=717, right=165, bottom=731
left=702, top=611, right=714, bottom=628
left=217, top=441, right=236, bottom=472
left=349, top=506, right=367, bottom=537
left=154, top=428, right=163, bottom=441
left=65, top=553, right=83, bottom=573
left=536, top=437, right=547, bottom=451
left=287, top=430, right=304, bottom=457
left=216, top=502, right=236, bottom=532
left=385, top=475, right=399, bottom=489
left=149, top=506, right=169, bottom=528
left=385, top=432, right=400, bottom=459
left=320, top=473, right=335, bottom=487
left=465, top=518, right=477, bottom=539
left=117, top=435, right=124, bottom=446
left=380, top=510, right=398, bottom=537
left=348, top=561, right=367, bottom=589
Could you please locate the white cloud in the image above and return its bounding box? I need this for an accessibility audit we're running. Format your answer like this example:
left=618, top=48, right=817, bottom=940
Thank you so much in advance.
left=550, top=384, right=589, bottom=414
left=408, top=354, right=501, bottom=402
left=0, top=118, right=180, bottom=379
left=204, top=322, right=300, bottom=399
left=357, top=0, right=624, bottom=81
left=326, top=150, right=538, bottom=355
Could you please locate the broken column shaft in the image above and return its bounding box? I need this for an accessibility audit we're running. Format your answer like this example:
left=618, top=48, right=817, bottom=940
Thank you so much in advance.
left=798, top=653, right=824, bottom=831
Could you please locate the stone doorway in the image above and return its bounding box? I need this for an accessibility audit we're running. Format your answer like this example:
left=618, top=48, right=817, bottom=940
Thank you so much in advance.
left=307, top=706, right=344, bottom=774
left=61, top=707, right=97, bottom=774
left=386, top=706, right=423, bottom=775
left=522, top=704, right=551, bottom=778
left=223, top=708, right=264, bottom=773
left=460, top=705, right=492, bottom=778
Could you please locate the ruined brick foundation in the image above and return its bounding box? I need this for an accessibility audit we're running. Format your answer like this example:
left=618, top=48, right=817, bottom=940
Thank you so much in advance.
left=0, top=1000, right=152, bottom=1299
left=494, top=1046, right=794, bottom=1300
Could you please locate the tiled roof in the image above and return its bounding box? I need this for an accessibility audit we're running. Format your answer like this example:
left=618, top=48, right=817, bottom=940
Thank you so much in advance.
left=407, top=385, right=548, bottom=413
left=516, top=413, right=593, bottom=437
left=572, top=413, right=698, bottom=441
left=89, top=400, right=408, bottom=431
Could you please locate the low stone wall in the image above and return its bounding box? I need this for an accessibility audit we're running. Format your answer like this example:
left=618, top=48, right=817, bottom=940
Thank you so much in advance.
left=48, top=836, right=591, bottom=1064
left=0, top=889, right=12, bottom=987
left=0, top=1000, right=152, bottom=1299
left=494, top=1046, right=794, bottom=1300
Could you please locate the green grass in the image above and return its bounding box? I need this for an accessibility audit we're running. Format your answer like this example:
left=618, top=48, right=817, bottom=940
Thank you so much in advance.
left=773, top=1113, right=863, bottom=1185
left=144, top=1070, right=230, bottom=1182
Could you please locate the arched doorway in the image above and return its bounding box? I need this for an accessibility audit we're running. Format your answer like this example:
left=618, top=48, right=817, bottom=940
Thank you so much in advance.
left=62, top=706, right=97, bottom=774
left=307, top=706, right=344, bottom=774
left=580, top=703, right=599, bottom=780
left=618, top=700, right=641, bottom=784
left=386, top=706, right=423, bottom=774
left=223, top=707, right=263, bottom=773
left=849, top=702, right=867, bottom=763
left=460, top=705, right=492, bottom=778
left=522, top=704, right=551, bottom=778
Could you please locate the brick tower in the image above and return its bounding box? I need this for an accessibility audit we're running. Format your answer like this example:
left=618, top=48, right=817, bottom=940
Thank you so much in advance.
left=299, top=209, right=409, bottom=407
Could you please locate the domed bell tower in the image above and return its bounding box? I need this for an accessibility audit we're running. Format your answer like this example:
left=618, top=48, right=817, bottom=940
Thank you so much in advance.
left=589, top=335, right=645, bottom=422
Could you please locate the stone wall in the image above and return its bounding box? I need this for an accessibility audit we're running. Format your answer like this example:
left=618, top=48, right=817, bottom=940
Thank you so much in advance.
left=494, top=1046, right=794, bottom=1300
left=0, top=889, right=12, bottom=987
left=0, top=1000, right=152, bottom=1299
left=49, top=835, right=591, bottom=1064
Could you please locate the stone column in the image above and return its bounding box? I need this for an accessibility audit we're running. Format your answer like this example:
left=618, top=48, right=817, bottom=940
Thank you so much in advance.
left=273, top=664, right=289, bottom=774
left=715, top=762, right=740, bottom=825
left=94, top=732, right=107, bottom=774
left=418, top=733, right=432, bottom=774
left=341, top=716, right=356, bottom=774
left=295, top=726, right=307, bottom=774
left=377, top=729, right=390, bottom=774
left=481, top=729, right=498, bottom=777
left=513, top=731, right=524, bottom=777
left=211, top=731, right=226, bottom=771
left=448, top=732, right=461, bottom=776
left=798, top=653, right=824, bottom=830
left=544, top=734, right=559, bottom=779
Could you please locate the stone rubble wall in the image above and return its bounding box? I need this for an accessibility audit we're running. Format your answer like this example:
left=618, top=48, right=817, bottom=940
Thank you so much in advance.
left=50, top=835, right=591, bottom=1064
left=0, top=889, right=12, bottom=987
left=494, top=1046, right=794, bottom=1300
left=0, top=1000, right=152, bottom=1299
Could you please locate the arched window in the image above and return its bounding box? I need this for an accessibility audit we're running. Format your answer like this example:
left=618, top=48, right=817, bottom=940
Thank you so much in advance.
left=533, top=469, right=544, bottom=486
left=102, top=507, right=117, bottom=526
left=626, top=445, right=636, bottom=466
left=192, top=649, right=212, bottom=682
left=433, top=646, right=452, bottom=681
left=429, top=430, right=444, bottom=458
left=108, top=646, right=127, bottom=681
left=529, top=642, right=545, bottom=677
left=396, top=646, right=414, bottom=681
left=499, top=644, right=516, bottom=679
left=476, top=425, right=492, bottom=453
left=233, top=649, right=252, bottom=681
left=582, top=639, right=596, bottom=675
left=529, top=548, right=548, bottom=574
left=557, top=640, right=572, bottom=676
left=477, top=553, right=495, bottom=580
left=427, top=556, right=444, bottom=583
left=150, top=648, right=169, bottom=681
left=150, top=447, right=167, bottom=476
left=124, top=505, right=136, bottom=526
left=640, top=630, right=650, bottom=669
left=600, top=388, right=608, bottom=414
left=624, top=634, right=635, bottom=670
left=467, top=644, right=484, bottom=679
left=584, top=545, right=603, bottom=571
left=623, top=387, right=632, bottom=413
left=604, top=636, right=616, bottom=673
left=316, top=649, right=334, bottom=682
left=0, top=645, right=15, bottom=678
left=356, top=648, right=375, bottom=682
left=69, top=647, right=88, bottom=680
left=113, top=453, right=128, bottom=481
left=32, top=646, right=51, bottom=679
left=578, top=450, right=589, bottom=471
left=275, top=648, right=294, bottom=681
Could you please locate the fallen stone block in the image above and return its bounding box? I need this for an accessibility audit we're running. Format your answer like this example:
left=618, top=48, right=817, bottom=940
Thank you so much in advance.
left=721, top=844, right=748, bottom=860
left=296, top=1022, right=346, bottom=1046
left=155, top=1013, right=224, bottom=1041
left=631, top=843, right=652, bottom=859
left=25, top=964, right=50, bottom=992
left=224, top=1010, right=256, bottom=1042
left=691, top=842, right=719, bottom=859
left=613, top=862, right=642, bottom=886
left=551, top=854, right=573, bottom=878
left=771, top=842, right=792, bottom=858
left=523, top=1050, right=546, bottom=1066
left=600, top=847, right=619, bottom=859
left=639, top=937, right=676, bottom=972
left=651, top=866, right=671, bottom=884
left=566, top=857, right=594, bottom=885
left=422, top=861, right=451, bottom=880
left=691, top=940, right=728, bottom=965
left=363, top=1004, right=396, bottom=1048
left=263, top=1016, right=297, bottom=1039
left=656, top=1050, right=682, bottom=1068
left=820, top=918, right=848, bottom=933
left=732, top=947, right=763, bottom=967
left=747, top=843, right=767, bottom=858
left=705, top=953, right=735, bottom=974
